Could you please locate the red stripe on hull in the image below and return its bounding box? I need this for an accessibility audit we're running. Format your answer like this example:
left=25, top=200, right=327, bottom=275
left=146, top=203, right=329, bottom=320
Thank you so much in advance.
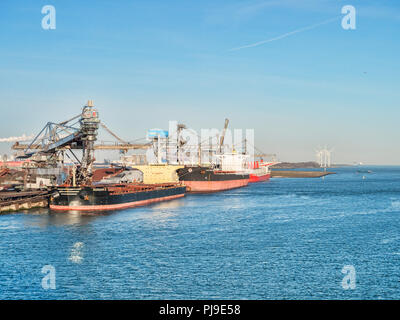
left=50, top=194, right=185, bottom=212
left=184, top=179, right=249, bottom=193
left=249, top=173, right=271, bottom=183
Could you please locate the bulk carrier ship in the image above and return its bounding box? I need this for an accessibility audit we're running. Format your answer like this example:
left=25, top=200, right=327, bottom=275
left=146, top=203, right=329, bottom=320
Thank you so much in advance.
left=50, top=166, right=185, bottom=211
left=50, top=182, right=185, bottom=211
left=113, top=125, right=250, bottom=193
left=177, top=153, right=249, bottom=193
left=47, top=102, right=186, bottom=211
left=108, top=118, right=273, bottom=193
left=177, top=166, right=249, bottom=192
left=130, top=119, right=279, bottom=193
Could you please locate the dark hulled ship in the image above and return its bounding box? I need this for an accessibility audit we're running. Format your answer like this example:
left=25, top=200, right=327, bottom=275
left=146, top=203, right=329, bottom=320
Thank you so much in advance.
left=177, top=166, right=249, bottom=193
left=48, top=101, right=186, bottom=211
left=50, top=183, right=186, bottom=211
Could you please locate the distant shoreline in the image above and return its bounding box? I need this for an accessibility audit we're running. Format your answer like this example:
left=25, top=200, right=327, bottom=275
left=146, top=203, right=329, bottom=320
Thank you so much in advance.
left=271, top=162, right=399, bottom=169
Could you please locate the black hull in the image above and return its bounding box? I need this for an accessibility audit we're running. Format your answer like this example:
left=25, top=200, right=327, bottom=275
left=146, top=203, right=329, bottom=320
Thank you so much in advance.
left=50, top=184, right=186, bottom=211
left=176, top=166, right=249, bottom=192
left=177, top=166, right=249, bottom=181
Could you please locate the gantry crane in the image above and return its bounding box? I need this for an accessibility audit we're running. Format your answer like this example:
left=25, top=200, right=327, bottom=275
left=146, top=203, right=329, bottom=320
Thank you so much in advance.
left=13, top=101, right=150, bottom=184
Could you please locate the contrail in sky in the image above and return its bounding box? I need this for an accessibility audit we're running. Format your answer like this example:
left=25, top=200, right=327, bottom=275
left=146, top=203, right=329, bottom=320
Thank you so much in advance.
left=229, top=16, right=341, bottom=51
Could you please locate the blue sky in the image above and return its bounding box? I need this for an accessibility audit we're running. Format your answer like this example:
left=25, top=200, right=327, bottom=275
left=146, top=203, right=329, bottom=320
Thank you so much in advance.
left=0, top=0, right=399, bottom=164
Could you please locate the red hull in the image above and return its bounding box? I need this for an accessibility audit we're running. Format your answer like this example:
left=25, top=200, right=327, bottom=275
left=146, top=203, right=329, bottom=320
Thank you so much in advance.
left=249, top=173, right=271, bottom=183
left=50, top=194, right=185, bottom=211
left=184, top=179, right=249, bottom=193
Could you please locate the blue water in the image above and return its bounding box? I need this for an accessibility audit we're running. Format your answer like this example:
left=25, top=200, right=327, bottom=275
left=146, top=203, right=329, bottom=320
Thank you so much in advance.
left=1, top=166, right=399, bottom=299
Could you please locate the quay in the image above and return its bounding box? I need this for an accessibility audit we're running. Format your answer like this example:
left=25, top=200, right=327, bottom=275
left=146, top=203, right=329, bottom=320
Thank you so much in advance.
left=0, top=190, right=50, bottom=213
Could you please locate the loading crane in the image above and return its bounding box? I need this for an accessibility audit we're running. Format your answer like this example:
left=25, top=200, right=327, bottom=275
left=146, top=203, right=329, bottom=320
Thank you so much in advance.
left=15, top=116, right=83, bottom=163
left=14, top=101, right=100, bottom=184
left=12, top=103, right=151, bottom=157
left=12, top=142, right=151, bottom=152
left=13, top=101, right=150, bottom=184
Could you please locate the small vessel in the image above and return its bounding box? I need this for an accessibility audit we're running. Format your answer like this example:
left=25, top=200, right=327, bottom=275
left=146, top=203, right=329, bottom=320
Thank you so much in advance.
left=248, top=161, right=273, bottom=183
left=46, top=101, right=186, bottom=211
left=356, top=169, right=372, bottom=174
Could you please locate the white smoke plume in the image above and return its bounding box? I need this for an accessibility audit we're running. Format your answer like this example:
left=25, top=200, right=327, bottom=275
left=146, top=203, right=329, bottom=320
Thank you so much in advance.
left=0, top=134, right=34, bottom=143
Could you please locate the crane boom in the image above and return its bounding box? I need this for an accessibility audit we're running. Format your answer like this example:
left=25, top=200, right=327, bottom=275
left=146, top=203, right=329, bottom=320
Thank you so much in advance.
left=100, top=121, right=128, bottom=145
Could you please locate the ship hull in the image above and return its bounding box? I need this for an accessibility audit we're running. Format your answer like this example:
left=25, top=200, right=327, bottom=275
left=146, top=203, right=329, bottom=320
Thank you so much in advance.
left=249, top=173, right=271, bottom=183
left=177, top=167, right=249, bottom=193
left=50, top=184, right=186, bottom=211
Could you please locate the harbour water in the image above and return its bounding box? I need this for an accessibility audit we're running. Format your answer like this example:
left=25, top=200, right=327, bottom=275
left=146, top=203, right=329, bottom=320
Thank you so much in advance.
left=0, top=166, right=399, bottom=299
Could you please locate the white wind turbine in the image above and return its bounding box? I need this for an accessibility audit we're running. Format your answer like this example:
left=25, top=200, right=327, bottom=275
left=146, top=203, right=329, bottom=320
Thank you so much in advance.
left=315, top=146, right=334, bottom=170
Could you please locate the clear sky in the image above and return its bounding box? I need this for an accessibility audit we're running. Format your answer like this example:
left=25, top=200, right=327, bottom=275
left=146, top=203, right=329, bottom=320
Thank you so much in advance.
left=0, top=0, right=399, bottom=164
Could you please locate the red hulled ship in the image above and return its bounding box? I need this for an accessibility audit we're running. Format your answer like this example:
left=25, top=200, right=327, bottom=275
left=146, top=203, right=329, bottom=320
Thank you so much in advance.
left=248, top=161, right=273, bottom=183
left=46, top=102, right=186, bottom=212
left=177, top=154, right=250, bottom=193
left=177, top=166, right=249, bottom=193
